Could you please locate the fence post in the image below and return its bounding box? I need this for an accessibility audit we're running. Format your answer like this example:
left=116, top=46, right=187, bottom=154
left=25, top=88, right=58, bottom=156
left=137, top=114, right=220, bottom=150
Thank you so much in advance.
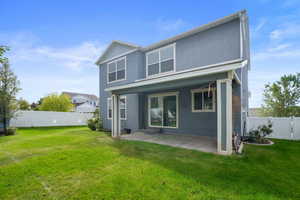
left=290, top=116, right=294, bottom=139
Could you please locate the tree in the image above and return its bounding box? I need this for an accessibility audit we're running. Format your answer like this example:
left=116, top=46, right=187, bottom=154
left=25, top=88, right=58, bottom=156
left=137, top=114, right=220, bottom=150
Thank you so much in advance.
left=39, top=93, right=73, bottom=112
left=0, top=46, right=9, bottom=64
left=30, top=98, right=44, bottom=110
left=0, top=62, right=21, bottom=135
left=262, top=73, right=300, bottom=117
left=18, top=98, right=31, bottom=110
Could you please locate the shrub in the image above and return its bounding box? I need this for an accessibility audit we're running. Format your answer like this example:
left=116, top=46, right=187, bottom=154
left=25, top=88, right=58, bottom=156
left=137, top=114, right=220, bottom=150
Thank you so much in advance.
left=87, top=118, right=97, bottom=131
left=4, top=127, right=17, bottom=136
left=87, top=117, right=103, bottom=131
left=248, top=121, right=273, bottom=144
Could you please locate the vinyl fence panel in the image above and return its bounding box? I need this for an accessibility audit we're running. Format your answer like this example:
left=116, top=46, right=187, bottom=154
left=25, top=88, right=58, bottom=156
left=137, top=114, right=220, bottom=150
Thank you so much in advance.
left=247, top=117, right=300, bottom=140
left=10, top=111, right=93, bottom=127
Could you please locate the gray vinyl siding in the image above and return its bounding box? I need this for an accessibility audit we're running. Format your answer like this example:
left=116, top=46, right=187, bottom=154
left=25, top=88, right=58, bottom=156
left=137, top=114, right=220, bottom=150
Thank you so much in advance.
left=141, top=83, right=219, bottom=137
left=101, top=43, right=136, bottom=61
left=174, top=19, right=240, bottom=72
left=98, top=14, right=249, bottom=136
left=232, top=82, right=241, bottom=135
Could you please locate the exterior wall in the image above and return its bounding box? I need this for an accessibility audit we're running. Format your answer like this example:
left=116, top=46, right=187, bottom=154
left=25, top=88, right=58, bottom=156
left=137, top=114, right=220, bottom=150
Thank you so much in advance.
left=232, top=82, right=241, bottom=135
left=172, top=19, right=241, bottom=72
left=142, top=84, right=218, bottom=137
left=99, top=51, right=143, bottom=132
left=101, top=93, right=140, bottom=132
left=101, top=43, right=136, bottom=61
left=98, top=18, right=242, bottom=88
left=98, top=15, right=249, bottom=137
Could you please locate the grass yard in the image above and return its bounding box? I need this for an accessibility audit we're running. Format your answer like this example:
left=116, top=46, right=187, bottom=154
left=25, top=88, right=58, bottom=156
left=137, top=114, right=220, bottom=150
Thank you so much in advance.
left=0, top=127, right=299, bottom=200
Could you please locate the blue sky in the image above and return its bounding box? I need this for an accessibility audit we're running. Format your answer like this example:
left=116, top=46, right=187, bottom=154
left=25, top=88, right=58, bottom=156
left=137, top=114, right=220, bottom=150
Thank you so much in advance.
left=1, top=0, right=300, bottom=107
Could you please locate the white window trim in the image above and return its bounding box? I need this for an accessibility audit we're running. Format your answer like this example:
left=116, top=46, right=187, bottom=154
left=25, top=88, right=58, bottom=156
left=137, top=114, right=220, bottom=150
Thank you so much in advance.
left=191, top=88, right=216, bottom=112
left=148, top=91, right=179, bottom=129
left=119, top=96, right=127, bottom=120
left=146, top=43, right=176, bottom=78
left=107, top=96, right=127, bottom=120
left=107, top=56, right=127, bottom=84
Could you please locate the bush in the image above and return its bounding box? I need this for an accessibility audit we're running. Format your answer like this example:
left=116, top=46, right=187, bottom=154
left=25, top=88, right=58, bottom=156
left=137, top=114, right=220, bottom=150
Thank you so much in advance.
left=87, top=117, right=103, bottom=131
left=248, top=121, right=273, bottom=144
left=87, top=118, right=97, bottom=131
left=3, top=127, right=17, bottom=136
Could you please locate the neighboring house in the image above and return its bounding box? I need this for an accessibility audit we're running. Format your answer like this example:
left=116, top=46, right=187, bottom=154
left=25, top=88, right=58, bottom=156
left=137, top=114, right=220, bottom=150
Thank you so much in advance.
left=96, top=10, right=250, bottom=155
left=62, top=92, right=99, bottom=113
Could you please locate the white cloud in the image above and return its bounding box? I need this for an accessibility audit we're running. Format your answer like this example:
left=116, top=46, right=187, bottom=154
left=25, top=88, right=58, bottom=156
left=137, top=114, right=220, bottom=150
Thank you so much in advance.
left=253, top=48, right=300, bottom=61
left=156, top=18, right=187, bottom=32
left=8, top=40, right=105, bottom=71
left=267, top=43, right=291, bottom=52
left=0, top=32, right=105, bottom=102
left=270, top=23, right=300, bottom=40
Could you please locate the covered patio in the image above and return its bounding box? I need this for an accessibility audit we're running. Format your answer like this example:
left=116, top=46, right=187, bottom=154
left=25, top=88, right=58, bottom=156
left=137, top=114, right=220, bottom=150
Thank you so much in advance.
left=121, top=131, right=217, bottom=153
left=106, top=60, right=246, bottom=155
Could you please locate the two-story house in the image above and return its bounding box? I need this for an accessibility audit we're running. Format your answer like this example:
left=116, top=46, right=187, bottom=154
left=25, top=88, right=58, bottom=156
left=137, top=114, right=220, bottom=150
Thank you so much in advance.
left=96, top=10, right=250, bottom=155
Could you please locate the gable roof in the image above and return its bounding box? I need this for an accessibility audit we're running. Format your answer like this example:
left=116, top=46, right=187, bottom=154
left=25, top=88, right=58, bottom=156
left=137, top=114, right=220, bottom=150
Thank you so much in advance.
left=95, top=10, right=247, bottom=66
left=62, top=92, right=98, bottom=101
left=95, top=40, right=140, bottom=65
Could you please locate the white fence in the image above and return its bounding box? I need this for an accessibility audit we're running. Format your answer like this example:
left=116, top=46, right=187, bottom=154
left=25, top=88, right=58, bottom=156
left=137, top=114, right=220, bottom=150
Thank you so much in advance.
left=10, top=111, right=93, bottom=127
left=247, top=117, right=300, bottom=140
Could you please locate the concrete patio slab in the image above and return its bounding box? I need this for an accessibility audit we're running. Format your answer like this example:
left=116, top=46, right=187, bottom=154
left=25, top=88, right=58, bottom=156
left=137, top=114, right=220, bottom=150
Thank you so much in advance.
left=121, top=132, right=217, bottom=153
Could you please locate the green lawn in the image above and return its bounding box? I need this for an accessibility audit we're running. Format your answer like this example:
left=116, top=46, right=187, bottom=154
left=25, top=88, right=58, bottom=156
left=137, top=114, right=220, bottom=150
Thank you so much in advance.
left=0, top=127, right=299, bottom=200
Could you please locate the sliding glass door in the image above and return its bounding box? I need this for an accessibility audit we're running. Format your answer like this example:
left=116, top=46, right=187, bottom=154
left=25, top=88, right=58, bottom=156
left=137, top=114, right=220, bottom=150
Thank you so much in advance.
left=149, top=92, right=178, bottom=128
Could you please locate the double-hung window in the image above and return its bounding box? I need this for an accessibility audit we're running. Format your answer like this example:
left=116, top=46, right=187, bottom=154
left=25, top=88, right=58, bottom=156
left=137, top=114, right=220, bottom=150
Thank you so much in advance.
left=146, top=44, right=175, bottom=77
left=107, top=96, right=127, bottom=120
left=107, top=57, right=126, bottom=83
left=191, top=88, right=215, bottom=112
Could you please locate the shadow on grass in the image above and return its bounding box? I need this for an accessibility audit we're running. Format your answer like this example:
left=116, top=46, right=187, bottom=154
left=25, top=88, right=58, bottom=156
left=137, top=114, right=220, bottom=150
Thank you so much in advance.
left=107, top=137, right=300, bottom=199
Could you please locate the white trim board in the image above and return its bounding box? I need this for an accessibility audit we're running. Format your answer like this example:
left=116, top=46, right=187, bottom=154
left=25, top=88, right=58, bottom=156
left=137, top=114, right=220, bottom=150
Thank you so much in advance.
left=191, top=88, right=216, bottom=112
left=107, top=56, right=127, bottom=84
left=146, top=43, right=176, bottom=78
left=107, top=96, right=127, bottom=120
left=216, top=79, right=233, bottom=155
left=96, top=40, right=140, bottom=65
left=97, top=49, right=139, bottom=65
left=105, top=60, right=247, bottom=92
left=148, top=92, right=179, bottom=129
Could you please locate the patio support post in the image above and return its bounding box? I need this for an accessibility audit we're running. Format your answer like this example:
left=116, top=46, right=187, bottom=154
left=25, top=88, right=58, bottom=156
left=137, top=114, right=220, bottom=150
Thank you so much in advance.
left=111, top=94, right=120, bottom=137
left=217, top=78, right=233, bottom=155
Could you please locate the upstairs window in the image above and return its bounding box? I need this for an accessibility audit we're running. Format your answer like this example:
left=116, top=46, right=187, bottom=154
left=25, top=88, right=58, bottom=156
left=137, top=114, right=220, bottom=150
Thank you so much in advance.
left=191, top=88, right=215, bottom=112
left=146, top=44, right=175, bottom=77
left=107, top=57, right=126, bottom=83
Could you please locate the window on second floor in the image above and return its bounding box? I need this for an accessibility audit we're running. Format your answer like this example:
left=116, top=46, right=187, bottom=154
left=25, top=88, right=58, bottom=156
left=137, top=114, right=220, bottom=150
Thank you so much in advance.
left=146, top=44, right=175, bottom=77
left=107, top=57, right=126, bottom=83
